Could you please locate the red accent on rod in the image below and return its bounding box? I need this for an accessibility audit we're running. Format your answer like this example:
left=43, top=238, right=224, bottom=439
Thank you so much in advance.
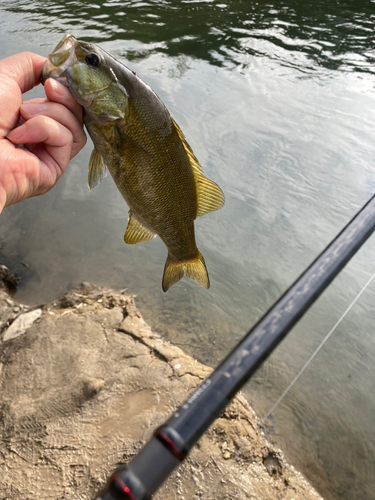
left=113, top=475, right=137, bottom=500
left=156, top=430, right=186, bottom=461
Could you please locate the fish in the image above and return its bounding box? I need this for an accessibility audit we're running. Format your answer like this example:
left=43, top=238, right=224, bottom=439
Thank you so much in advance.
left=42, top=34, right=225, bottom=291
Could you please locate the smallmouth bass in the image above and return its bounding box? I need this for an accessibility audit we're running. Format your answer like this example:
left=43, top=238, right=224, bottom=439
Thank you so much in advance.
left=42, top=35, right=225, bottom=291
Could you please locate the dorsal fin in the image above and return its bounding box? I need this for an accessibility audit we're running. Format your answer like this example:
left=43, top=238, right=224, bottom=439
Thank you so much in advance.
left=124, top=211, right=156, bottom=244
left=172, top=118, right=203, bottom=175
left=194, top=175, right=225, bottom=217
left=172, top=118, right=225, bottom=217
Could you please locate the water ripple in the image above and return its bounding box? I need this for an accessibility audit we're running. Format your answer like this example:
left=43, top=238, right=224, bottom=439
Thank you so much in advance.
left=2, top=0, right=375, bottom=74
left=1, top=2, right=375, bottom=500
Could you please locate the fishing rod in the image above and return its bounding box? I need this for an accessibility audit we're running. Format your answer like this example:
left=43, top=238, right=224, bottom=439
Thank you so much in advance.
left=95, top=194, right=375, bottom=500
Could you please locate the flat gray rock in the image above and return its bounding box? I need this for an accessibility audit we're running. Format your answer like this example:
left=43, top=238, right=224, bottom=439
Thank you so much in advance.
left=3, top=308, right=42, bottom=341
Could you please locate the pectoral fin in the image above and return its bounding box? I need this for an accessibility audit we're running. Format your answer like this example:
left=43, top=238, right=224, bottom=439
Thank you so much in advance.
left=88, top=148, right=108, bottom=189
left=124, top=211, right=156, bottom=244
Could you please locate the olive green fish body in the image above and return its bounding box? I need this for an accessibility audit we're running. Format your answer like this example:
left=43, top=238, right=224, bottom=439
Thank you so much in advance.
left=42, top=35, right=224, bottom=291
left=86, top=114, right=199, bottom=262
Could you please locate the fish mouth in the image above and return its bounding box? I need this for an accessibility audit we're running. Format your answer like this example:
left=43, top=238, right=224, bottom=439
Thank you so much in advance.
left=41, top=34, right=78, bottom=86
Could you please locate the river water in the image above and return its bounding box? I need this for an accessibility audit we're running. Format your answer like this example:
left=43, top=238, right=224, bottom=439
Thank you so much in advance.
left=1, top=1, right=375, bottom=499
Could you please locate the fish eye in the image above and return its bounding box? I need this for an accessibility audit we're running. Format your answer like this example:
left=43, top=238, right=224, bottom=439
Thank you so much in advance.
left=85, top=53, right=101, bottom=67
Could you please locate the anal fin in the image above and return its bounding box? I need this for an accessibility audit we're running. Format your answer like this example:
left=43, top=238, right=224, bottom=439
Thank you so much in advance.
left=124, top=211, right=156, bottom=245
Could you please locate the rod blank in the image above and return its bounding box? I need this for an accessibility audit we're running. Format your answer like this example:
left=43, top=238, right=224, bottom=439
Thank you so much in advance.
left=95, top=194, right=375, bottom=500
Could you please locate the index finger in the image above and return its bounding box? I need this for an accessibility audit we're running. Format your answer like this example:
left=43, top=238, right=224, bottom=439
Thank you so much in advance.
left=43, top=78, right=84, bottom=126
left=0, top=52, right=46, bottom=94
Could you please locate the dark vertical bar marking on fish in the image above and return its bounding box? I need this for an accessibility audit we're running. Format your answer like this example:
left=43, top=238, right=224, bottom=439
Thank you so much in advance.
left=94, top=194, right=375, bottom=500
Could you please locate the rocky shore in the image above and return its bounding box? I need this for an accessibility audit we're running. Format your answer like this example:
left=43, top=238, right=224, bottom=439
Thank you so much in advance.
left=0, top=268, right=323, bottom=500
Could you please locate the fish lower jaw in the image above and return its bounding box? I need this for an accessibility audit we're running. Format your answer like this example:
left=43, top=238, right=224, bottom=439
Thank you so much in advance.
left=42, top=35, right=78, bottom=86
left=41, top=60, right=69, bottom=86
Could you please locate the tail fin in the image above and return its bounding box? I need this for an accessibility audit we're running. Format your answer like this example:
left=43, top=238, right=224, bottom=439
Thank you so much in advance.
left=162, top=251, right=210, bottom=292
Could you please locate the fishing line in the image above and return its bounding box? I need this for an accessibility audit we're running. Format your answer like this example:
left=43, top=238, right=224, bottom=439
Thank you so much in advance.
left=95, top=195, right=375, bottom=500
left=203, top=268, right=375, bottom=498
left=262, top=267, right=375, bottom=422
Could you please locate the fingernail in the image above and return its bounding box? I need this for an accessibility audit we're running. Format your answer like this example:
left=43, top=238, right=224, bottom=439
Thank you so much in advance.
left=49, top=78, right=66, bottom=96
left=21, top=103, right=47, bottom=116
left=7, top=124, right=26, bottom=141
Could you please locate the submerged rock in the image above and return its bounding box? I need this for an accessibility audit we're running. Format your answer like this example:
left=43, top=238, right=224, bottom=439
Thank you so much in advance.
left=0, top=282, right=323, bottom=500
left=0, top=264, right=18, bottom=294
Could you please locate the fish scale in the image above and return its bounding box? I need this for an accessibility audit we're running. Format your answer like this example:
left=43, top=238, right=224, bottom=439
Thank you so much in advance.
left=42, top=34, right=224, bottom=291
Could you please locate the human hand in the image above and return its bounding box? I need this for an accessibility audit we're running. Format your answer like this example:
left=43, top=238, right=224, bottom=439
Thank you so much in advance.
left=0, top=52, right=86, bottom=213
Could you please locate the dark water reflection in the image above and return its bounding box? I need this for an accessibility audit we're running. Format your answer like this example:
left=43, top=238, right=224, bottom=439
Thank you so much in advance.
left=1, top=1, right=375, bottom=500
left=4, top=0, right=375, bottom=73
